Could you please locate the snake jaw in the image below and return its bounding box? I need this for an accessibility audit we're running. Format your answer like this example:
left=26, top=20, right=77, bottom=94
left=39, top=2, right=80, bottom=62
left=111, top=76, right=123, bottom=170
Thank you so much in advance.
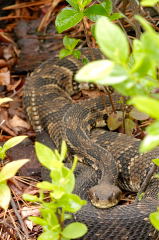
left=88, top=184, right=122, bottom=209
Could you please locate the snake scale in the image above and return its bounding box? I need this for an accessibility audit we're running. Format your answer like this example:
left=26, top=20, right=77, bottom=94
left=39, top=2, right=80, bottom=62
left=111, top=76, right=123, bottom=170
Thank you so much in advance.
left=23, top=48, right=159, bottom=239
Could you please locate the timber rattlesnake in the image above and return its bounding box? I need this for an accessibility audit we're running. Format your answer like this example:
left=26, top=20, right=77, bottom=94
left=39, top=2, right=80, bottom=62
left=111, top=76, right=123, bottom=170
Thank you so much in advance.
left=23, top=48, right=159, bottom=239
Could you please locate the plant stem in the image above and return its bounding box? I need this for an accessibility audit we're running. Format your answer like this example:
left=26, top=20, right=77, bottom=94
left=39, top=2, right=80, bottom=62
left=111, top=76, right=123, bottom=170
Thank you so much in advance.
left=105, top=87, right=116, bottom=113
left=82, top=17, right=92, bottom=48
left=134, top=164, right=157, bottom=203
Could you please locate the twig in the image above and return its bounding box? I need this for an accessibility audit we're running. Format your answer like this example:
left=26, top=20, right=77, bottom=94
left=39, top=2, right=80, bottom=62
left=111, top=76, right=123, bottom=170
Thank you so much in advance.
left=8, top=209, right=24, bottom=240
left=3, top=0, right=52, bottom=10
left=10, top=196, right=29, bottom=239
left=0, top=221, right=17, bottom=239
left=82, top=18, right=92, bottom=48
left=134, top=163, right=157, bottom=204
left=0, top=122, right=16, bottom=136
left=105, top=87, right=116, bottom=113
left=121, top=96, right=126, bottom=134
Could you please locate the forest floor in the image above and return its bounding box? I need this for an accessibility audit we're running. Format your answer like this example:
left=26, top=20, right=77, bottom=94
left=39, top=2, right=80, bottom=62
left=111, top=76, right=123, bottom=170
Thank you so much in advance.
left=0, top=1, right=158, bottom=239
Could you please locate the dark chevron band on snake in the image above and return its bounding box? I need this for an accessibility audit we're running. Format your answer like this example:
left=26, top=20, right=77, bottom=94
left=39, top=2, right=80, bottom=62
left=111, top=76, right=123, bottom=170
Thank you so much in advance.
left=23, top=48, right=159, bottom=239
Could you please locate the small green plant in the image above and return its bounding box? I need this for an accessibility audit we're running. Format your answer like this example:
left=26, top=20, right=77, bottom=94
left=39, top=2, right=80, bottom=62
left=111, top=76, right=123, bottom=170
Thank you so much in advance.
left=0, top=158, right=29, bottom=210
left=75, top=0, right=159, bottom=231
left=59, top=36, right=81, bottom=59
left=56, top=0, right=123, bottom=53
left=0, top=135, right=29, bottom=210
left=55, top=0, right=122, bottom=34
left=76, top=16, right=159, bottom=153
left=23, top=141, right=87, bottom=240
left=0, top=136, right=27, bottom=160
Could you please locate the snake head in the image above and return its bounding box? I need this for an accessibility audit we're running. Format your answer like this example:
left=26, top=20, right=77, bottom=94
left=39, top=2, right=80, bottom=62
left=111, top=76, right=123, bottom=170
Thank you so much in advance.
left=88, top=184, right=122, bottom=208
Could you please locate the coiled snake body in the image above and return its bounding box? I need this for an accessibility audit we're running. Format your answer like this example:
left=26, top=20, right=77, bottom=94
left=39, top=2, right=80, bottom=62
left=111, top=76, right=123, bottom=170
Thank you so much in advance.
left=23, top=48, right=159, bottom=239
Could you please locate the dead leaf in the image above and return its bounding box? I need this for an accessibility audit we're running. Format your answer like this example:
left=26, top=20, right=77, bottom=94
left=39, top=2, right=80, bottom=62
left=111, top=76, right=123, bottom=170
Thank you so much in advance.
left=0, top=97, right=13, bottom=105
left=0, top=108, right=9, bottom=123
left=82, top=89, right=105, bottom=98
left=107, top=111, right=123, bottom=130
left=3, top=45, right=15, bottom=60
left=21, top=206, right=40, bottom=219
left=7, top=79, right=21, bottom=91
left=0, top=59, right=7, bottom=67
left=0, top=67, right=10, bottom=85
left=125, top=118, right=136, bottom=136
left=129, top=107, right=149, bottom=121
left=21, top=206, right=40, bottom=230
left=9, top=115, right=30, bottom=130
left=0, top=31, right=14, bottom=43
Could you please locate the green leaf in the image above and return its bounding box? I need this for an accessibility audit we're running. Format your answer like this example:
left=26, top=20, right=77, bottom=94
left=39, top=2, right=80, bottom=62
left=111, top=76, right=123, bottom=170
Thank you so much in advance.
left=140, top=134, right=159, bottom=152
left=37, top=181, right=54, bottom=191
left=51, top=186, right=65, bottom=200
left=96, top=64, right=128, bottom=85
left=125, top=118, right=136, bottom=136
left=152, top=159, right=159, bottom=167
left=38, top=230, right=59, bottom=240
left=2, top=136, right=27, bottom=153
left=141, top=33, right=159, bottom=64
left=129, top=96, right=159, bottom=119
left=109, top=12, right=124, bottom=21
left=79, top=0, right=92, bottom=9
left=0, top=182, right=11, bottom=210
left=95, top=17, right=129, bottom=64
left=135, top=15, right=154, bottom=33
left=63, top=36, right=80, bottom=50
left=23, top=193, right=40, bottom=202
left=59, top=49, right=72, bottom=59
left=131, top=55, right=152, bottom=77
left=101, top=0, right=112, bottom=15
left=84, top=4, right=107, bottom=22
left=72, top=50, right=81, bottom=59
left=146, top=121, right=159, bottom=135
left=0, top=159, right=29, bottom=182
left=66, top=0, right=79, bottom=10
left=0, top=147, right=6, bottom=160
left=60, top=140, right=68, bottom=161
left=133, top=27, right=159, bottom=68
left=29, top=216, right=47, bottom=226
left=135, top=17, right=159, bottom=65
left=35, top=142, right=63, bottom=170
left=71, top=155, right=78, bottom=172
left=76, top=59, right=114, bottom=82
left=76, top=59, right=128, bottom=85
left=40, top=209, right=59, bottom=226
left=141, top=0, right=159, bottom=6
left=150, top=211, right=159, bottom=231
left=64, top=213, right=72, bottom=220
left=51, top=166, right=75, bottom=193
left=62, top=222, right=87, bottom=239
left=55, top=8, right=83, bottom=33
left=57, top=193, right=86, bottom=212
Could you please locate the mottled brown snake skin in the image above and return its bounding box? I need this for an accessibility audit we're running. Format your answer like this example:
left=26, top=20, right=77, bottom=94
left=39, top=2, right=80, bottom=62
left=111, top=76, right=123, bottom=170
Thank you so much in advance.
left=23, top=48, right=159, bottom=239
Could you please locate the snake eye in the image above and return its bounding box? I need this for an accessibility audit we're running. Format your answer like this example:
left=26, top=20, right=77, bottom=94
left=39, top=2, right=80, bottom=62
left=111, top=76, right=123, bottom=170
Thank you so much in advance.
left=94, top=194, right=99, bottom=201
